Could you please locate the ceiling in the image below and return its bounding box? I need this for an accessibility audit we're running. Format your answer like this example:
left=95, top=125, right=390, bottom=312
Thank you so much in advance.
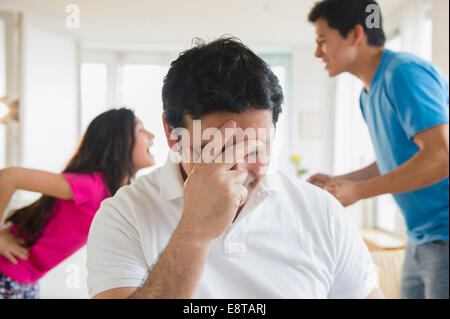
left=0, top=0, right=409, bottom=49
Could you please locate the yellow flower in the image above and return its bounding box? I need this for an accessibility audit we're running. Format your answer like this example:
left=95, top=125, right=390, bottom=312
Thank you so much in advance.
left=290, top=155, right=301, bottom=165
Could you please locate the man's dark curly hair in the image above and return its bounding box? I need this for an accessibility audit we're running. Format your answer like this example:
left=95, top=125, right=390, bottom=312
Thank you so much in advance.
left=162, top=37, right=284, bottom=128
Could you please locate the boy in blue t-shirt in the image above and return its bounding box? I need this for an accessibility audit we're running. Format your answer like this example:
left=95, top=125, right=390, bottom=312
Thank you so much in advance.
left=307, top=0, right=449, bottom=299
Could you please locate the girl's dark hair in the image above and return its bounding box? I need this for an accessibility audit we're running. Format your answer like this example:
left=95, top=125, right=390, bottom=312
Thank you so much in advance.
left=308, top=0, right=386, bottom=47
left=7, top=108, right=137, bottom=246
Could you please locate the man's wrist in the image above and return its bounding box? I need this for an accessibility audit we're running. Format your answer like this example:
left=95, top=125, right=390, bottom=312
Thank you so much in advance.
left=173, top=220, right=213, bottom=250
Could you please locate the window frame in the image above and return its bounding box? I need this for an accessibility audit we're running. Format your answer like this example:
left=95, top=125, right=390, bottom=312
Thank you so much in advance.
left=80, top=50, right=293, bottom=175
left=260, top=53, right=292, bottom=176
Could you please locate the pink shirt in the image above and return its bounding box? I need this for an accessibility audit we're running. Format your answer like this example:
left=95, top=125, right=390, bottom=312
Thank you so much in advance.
left=0, top=172, right=110, bottom=284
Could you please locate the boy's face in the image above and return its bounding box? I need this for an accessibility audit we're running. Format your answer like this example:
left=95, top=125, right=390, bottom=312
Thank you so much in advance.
left=314, top=18, right=358, bottom=77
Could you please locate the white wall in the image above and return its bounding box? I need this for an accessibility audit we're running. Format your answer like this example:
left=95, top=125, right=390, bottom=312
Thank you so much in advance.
left=290, top=45, right=336, bottom=178
left=383, top=0, right=449, bottom=77
left=21, top=23, right=78, bottom=171
left=432, top=0, right=449, bottom=77
left=20, top=20, right=84, bottom=298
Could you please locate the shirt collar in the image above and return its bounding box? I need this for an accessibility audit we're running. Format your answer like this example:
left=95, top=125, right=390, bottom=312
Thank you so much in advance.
left=159, top=154, right=185, bottom=201
left=258, top=171, right=284, bottom=194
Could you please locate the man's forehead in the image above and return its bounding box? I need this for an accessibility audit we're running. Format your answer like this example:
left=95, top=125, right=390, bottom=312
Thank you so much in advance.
left=186, top=109, right=273, bottom=129
left=182, top=109, right=274, bottom=147
left=186, top=122, right=273, bottom=148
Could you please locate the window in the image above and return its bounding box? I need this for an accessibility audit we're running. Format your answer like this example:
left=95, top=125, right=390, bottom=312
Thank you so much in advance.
left=81, top=51, right=291, bottom=177
left=80, top=63, right=107, bottom=132
left=422, top=8, right=433, bottom=61
left=260, top=54, right=291, bottom=176
left=385, top=30, right=401, bottom=52
left=333, top=73, right=375, bottom=229
left=373, top=30, right=405, bottom=235
left=121, top=64, right=169, bottom=176
left=81, top=52, right=174, bottom=177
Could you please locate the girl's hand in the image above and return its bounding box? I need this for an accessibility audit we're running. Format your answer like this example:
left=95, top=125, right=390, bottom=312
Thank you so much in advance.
left=0, top=224, right=29, bottom=264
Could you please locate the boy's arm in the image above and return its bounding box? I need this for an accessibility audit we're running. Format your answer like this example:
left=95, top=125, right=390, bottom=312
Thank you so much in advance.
left=358, top=124, right=449, bottom=198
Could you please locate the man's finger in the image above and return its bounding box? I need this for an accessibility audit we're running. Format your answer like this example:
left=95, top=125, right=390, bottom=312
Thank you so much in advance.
left=184, top=120, right=237, bottom=175
left=237, top=185, right=249, bottom=207
left=214, top=139, right=264, bottom=171
left=228, top=170, right=248, bottom=185
left=202, top=120, right=237, bottom=164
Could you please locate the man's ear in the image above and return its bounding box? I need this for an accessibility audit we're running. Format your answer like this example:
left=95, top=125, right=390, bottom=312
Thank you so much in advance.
left=162, top=113, right=178, bottom=150
left=351, top=24, right=366, bottom=46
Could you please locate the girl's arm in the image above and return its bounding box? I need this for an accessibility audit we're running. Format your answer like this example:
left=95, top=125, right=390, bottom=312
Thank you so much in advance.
left=0, top=167, right=74, bottom=222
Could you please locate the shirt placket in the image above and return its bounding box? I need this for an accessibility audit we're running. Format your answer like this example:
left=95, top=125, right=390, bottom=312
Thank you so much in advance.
left=221, top=188, right=270, bottom=255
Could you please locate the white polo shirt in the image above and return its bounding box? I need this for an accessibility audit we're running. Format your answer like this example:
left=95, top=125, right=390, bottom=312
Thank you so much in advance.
left=86, top=156, right=378, bottom=299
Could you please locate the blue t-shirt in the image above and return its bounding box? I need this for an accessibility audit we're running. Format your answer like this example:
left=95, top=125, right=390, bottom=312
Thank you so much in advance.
left=360, top=49, right=449, bottom=245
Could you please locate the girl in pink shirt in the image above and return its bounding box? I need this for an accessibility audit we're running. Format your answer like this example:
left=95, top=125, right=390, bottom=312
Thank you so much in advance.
left=0, top=108, right=155, bottom=298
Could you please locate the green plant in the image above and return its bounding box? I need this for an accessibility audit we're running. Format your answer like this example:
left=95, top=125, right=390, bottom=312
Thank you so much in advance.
left=289, top=155, right=308, bottom=178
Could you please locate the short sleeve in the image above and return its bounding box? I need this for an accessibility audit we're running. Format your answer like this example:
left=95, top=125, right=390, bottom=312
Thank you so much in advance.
left=390, top=62, right=449, bottom=140
left=327, top=198, right=379, bottom=299
left=86, top=200, right=148, bottom=298
left=62, top=172, right=108, bottom=205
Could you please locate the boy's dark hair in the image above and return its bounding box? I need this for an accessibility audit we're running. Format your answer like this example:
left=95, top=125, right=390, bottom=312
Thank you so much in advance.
left=162, top=37, right=283, bottom=128
left=308, top=0, right=386, bottom=47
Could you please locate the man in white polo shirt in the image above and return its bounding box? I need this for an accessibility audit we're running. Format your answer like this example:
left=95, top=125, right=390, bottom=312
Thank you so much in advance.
left=86, top=37, right=383, bottom=299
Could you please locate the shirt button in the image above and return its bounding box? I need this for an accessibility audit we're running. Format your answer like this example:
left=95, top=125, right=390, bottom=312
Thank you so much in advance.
left=224, top=242, right=247, bottom=255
